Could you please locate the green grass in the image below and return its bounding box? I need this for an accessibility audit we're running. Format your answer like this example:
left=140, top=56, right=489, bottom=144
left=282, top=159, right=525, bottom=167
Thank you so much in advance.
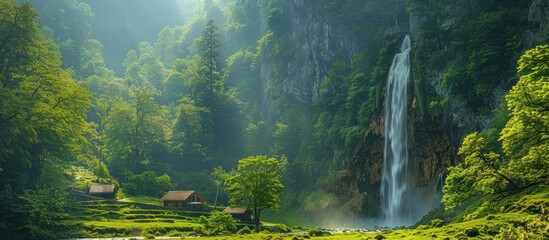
left=72, top=219, right=201, bottom=228
left=262, top=209, right=315, bottom=228
left=64, top=200, right=205, bottom=238
left=64, top=166, right=547, bottom=239
left=119, top=195, right=163, bottom=206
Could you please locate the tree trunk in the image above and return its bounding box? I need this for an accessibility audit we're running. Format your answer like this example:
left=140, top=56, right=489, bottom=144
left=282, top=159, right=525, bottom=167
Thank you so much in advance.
left=254, top=207, right=260, bottom=232
left=214, top=185, right=219, bottom=208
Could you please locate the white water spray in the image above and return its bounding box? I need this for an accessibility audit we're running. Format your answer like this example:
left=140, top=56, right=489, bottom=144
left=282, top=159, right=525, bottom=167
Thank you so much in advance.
left=380, top=35, right=413, bottom=227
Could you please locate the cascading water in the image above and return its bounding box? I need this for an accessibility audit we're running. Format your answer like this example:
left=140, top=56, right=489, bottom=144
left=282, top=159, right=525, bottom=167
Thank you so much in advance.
left=380, top=35, right=413, bottom=227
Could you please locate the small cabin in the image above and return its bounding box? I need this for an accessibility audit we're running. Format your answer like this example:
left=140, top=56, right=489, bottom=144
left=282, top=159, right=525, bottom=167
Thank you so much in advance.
left=88, top=184, right=117, bottom=199
left=160, top=191, right=207, bottom=209
left=224, top=207, right=252, bottom=222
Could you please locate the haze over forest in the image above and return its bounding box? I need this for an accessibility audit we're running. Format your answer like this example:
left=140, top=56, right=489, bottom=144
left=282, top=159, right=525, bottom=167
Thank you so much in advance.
left=0, top=0, right=548, bottom=239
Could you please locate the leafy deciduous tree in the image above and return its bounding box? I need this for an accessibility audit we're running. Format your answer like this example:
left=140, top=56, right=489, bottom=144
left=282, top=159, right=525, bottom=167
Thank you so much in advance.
left=0, top=1, right=91, bottom=238
left=443, top=45, right=549, bottom=212
left=225, top=155, right=286, bottom=231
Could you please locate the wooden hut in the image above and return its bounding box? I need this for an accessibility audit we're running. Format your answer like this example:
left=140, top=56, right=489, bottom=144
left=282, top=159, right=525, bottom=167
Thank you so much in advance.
left=224, top=207, right=252, bottom=222
left=160, top=191, right=207, bottom=209
left=88, top=184, right=117, bottom=199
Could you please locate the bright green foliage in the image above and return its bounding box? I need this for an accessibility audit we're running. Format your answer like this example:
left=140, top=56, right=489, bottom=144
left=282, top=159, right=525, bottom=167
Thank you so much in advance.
left=104, top=87, right=168, bottom=176
left=0, top=0, right=91, bottom=238
left=443, top=45, right=549, bottom=212
left=225, top=155, right=286, bottom=232
left=198, top=211, right=237, bottom=235
left=500, top=44, right=549, bottom=186
left=501, top=45, right=549, bottom=155
left=443, top=133, right=503, bottom=211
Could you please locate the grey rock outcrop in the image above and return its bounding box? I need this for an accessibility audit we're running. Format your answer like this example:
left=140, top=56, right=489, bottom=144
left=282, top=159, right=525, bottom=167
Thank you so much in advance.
left=264, top=0, right=364, bottom=103
left=525, top=0, right=549, bottom=48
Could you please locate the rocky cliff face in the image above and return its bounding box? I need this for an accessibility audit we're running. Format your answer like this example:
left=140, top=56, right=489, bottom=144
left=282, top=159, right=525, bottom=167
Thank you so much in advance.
left=525, top=0, right=549, bottom=48
left=255, top=0, right=544, bottom=224
left=340, top=103, right=456, bottom=218
left=261, top=0, right=364, bottom=104
left=255, top=1, right=457, bottom=221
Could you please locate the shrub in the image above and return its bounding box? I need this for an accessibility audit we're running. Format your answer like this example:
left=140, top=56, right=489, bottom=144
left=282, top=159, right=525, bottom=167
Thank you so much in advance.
left=198, top=211, right=237, bottom=235
left=192, top=226, right=206, bottom=235
left=454, top=233, right=467, bottom=240
left=465, top=227, right=480, bottom=237
left=237, top=226, right=251, bottom=234
left=165, top=230, right=183, bottom=237
left=375, top=234, right=386, bottom=240
left=308, top=228, right=324, bottom=236
left=496, top=224, right=525, bottom=239
left=431, top=218, right=445, bottom=228
left=483, top=223, right=504, bottom=236
left=417, top=225, right=430, bottom=230
left=143, top=232, right=155, bottom=239
left=268, top=224, right=291, bottom=233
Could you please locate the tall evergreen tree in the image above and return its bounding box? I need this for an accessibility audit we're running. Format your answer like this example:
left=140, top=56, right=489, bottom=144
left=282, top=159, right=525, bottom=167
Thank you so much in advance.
left=196, top=19, right=222, bottom=108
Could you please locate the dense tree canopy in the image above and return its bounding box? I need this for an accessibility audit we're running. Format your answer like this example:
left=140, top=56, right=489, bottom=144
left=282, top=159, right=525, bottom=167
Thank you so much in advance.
left=0, top=0, right=91, bottom=238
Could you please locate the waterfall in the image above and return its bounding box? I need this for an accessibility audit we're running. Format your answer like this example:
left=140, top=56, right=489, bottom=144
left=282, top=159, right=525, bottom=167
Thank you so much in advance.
left=380, top=35, right=412, bottom=227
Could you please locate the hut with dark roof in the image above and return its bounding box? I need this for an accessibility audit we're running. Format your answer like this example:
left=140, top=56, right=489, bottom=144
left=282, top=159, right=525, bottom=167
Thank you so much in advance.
left=224, top=207, right=252, bottom=222
left=160, top=191, right=207, bottom=209
left=88, top=184, right=117, bottom=199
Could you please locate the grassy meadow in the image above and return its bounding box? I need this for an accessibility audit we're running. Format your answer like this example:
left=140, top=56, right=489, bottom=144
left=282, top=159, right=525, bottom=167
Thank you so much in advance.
left=63, top=166, right=547, bottom=239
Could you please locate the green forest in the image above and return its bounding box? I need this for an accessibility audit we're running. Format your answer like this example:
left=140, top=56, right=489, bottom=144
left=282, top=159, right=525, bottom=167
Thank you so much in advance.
left=0, top=0, right=547, bottom=239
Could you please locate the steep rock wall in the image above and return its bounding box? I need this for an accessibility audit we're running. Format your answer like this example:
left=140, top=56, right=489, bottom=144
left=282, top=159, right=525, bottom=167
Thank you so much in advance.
left=525, top=0, right=549, bottom=48
left=261, top=0, right=364, bottom=104
left=342, top=105, right=456, bottom=218
left=255, top=1, right=457, bottom=221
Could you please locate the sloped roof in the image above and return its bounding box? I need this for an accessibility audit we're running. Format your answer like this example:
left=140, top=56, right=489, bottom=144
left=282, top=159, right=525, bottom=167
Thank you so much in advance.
left=160, top=191, right=206, bottom=203
left=89, top=184, right=116, bottom=194
left=224, top=207, right=250, bottom=214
